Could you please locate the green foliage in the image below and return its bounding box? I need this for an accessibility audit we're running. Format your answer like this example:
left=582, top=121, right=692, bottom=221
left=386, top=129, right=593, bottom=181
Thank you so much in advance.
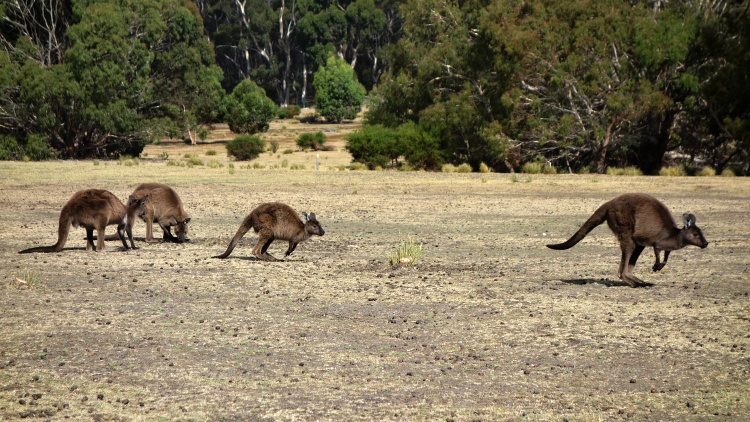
left=269, top=141, right=279, bottom=153
left=0, top=0, right=224, bottom=158
left=0, top=135, right=23, bottom=160
left=206, top=150, right=218, bottom=156
left=222, top=79, right=277, bottom=134
left=397, top=121, right=444, bottom=171
left=226, top=135, right=266, bottom=161
left=277, top=105, right=301, bottom=119
left=313, top=55, right=366, bottom=123
left=345, top=124, right=402, bottom=169
left=24, top=134, right=57, bottom=161
left=296, top=131, right=327, bottom=151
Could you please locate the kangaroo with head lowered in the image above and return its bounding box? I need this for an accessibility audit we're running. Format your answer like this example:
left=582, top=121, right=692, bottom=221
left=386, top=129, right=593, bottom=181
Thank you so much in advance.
left=546, top=193, right=708, bottom=287
left=213, top=202, right=325, bottom=261
left=129, top=183, right=190, bottom=243
left=19, top=189, right=145, bottom=253
left=95, top=183, right=190, bottom=243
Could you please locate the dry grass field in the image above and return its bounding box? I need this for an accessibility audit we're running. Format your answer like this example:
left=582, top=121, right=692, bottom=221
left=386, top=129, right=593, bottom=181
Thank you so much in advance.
left=1, top=120, right=749, bottom=420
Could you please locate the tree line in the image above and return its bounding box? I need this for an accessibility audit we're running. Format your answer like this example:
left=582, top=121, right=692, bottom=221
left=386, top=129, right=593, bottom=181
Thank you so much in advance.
left=1, top=0, right=748, bottom=174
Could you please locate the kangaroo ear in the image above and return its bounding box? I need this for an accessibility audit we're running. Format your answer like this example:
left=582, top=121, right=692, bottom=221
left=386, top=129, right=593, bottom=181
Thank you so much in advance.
left=128, top=195, right=137, bottom=205
left=183, top=218, right=191, bottom=225
left=309, top=212, right=317, bottom=221
left=301, top=211, right=309, bottom=222
left=682, top=213, right=696, bottom=228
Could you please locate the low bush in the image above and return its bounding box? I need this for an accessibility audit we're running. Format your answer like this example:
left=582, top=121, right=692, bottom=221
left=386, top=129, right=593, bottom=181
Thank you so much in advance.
left=226, top=135, right=266, bottom=161
left=456, top=163, right=472, bottom=173
left=659, top=166, right=687, bottom=176
left=296, top=131, right=327, bottom=151
left=697, top=167, right=716, bottom=176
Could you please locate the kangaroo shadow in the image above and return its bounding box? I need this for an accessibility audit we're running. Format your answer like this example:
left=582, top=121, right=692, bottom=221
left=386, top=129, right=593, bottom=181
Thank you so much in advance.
left=560, top=278, right=653, bottom=288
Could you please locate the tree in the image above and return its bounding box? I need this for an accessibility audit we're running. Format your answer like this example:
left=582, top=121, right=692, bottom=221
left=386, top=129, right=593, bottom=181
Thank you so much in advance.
left=221, top=79, right=277, bottom=133
left=313, top=54, right=366, bottom=122
left=0, top=0, right=225, bottom=158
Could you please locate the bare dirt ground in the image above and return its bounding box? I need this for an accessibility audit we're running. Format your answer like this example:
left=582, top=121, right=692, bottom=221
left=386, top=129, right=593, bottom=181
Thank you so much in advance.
left=1, top=122, right=749, bottom=420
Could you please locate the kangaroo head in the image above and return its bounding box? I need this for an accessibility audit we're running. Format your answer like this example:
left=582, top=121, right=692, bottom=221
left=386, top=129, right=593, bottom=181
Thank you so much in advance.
left=681, top=213, right=708, bottom=249
left=303, top=212, right=325, bottom=237
left=170, top=217, right=190, bottom=243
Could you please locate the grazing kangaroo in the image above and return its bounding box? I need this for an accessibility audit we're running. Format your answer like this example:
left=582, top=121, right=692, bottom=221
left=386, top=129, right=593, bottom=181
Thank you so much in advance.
left=213, top=202, right=325, bottom=261
left=19, top=189, right=145, bottom=253
left=128, top=183, right=190, bottom=243
left=546, top=193, right=708, bottom=287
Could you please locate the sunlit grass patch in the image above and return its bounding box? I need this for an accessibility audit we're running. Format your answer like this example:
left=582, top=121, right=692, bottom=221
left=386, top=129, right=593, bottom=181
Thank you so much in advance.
left=388, top=236, right=423, bottom=267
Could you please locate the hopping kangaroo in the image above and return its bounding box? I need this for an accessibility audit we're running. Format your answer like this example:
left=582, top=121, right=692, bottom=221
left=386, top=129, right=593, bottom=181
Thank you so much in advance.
left=129, top=183, right=190, bottom=243
left=213, top=202, right=325, bottom=261
left=546, top=193, right=708, bottom=287
left=19, top=189, right=145, bottom=253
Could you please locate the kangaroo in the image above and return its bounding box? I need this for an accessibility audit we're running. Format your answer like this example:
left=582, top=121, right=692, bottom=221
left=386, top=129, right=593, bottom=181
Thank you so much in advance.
left=95, top=183, right=190, bottom=243
left=128, top=183, right=190, bottom=243
left=546, top=193, right=708, bottom=287
left=19, top=189, right=145, bottom=254
left=213, top=202, right=325, bottom=261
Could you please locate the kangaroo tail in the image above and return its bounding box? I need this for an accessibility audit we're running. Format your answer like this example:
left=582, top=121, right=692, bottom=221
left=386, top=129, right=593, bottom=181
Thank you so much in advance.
left=19, top=215, right=71, bottom=253
left=546, top=205, right=608, bottom=250
left=213, top=216, right=254, bottom=259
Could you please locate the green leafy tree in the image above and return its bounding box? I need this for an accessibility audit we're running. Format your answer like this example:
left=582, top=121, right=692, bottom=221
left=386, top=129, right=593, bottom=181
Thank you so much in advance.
left=221, top=79, right=277, bottom=133
left=313, top=55, right=366, bottom=123
left=0, top=0, right=224, bottom=158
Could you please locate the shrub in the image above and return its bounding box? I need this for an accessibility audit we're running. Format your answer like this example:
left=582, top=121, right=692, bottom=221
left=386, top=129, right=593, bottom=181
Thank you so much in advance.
left=296, top=131, right=327, bottom=151
left=277, top=105, right=301, bottom=119
left=221, top=79, right=277, bottom=134
left=659, top=166, right=687, bottom=176
left=269, top=141, right=279, bottom=153
left=606, top=166, right=643, bottom=176
left=441, top=164, right=457, bottom=173
left=720, top=168, right=736, bottom=177
left=521, top=162, right=543, bottom=174
left=479, top=162, right=491, bottom=173
left=24, top=134, right=56, bottom=161
left=186, top=156, right=204, bottom=166
left=206, top=150, right=217, bottom=156
left=456, top=163, right=472, bottom=173
left=226, top=135, right=266, bottom=161
left=207, top=159, right=223, bottom=168
left=697, top=167, right=716, bottom=176
left=345, top=124, right=401, bottom=169
left=397, top=121, right=443, bottom=170
left=0, top=135, right=23, bottom=160
left=349, top=162, right=368, bottom=171
left=283, top=148, right=294, bottom=154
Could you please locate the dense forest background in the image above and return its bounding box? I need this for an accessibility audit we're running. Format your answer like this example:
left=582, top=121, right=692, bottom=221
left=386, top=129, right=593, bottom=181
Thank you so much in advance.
left=1, top=0, right=748, bottom=174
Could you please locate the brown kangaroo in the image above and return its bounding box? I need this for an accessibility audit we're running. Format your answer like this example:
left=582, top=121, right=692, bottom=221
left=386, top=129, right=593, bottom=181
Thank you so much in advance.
left=129, top=183, right=190, bottom=243
left=546, top=193, right=708, bottom=287
left=19, top=189, right=145, bottom=253
left=213, top=202, right=325, bottom=261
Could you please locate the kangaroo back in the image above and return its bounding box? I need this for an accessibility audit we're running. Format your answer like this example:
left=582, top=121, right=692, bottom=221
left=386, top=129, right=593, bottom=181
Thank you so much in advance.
left=546, top=203, right=609, bottom=250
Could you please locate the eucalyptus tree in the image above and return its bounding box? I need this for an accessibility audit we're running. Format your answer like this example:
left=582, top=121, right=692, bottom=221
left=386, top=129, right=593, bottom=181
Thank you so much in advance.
left=0, top=0, right=224, bottom=158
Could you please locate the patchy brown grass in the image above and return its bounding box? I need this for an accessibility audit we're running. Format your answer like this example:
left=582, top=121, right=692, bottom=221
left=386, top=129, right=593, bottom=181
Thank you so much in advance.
left=1, top=124, right=749, bottom=420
